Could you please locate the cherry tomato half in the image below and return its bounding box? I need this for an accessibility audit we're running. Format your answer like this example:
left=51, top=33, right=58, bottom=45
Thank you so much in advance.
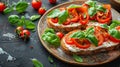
left=56, top=32, right=64, bottom=39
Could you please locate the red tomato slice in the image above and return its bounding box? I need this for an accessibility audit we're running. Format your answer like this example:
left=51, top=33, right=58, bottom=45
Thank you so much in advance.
left=65, top=36, right=74, bottom=44
left=109, top=35, right=120, bottom=43
left=72, top=39, right=91, bottom=49
left=56, top=32, right=64, bottom=39
left=103, top=4, right=111, bottom=10
left=79, top=13, right=89, bottom=25
left=95, top=34, right=104, bottom=46
left=51, top=18, right=58, bottom=23
left=96, top=10, right=112, bottom=23
left=116, top=26, right=120, bottom=31
left=76, top=6, right=88, bottom=13
left=71, top=16, right=79, bottom=22
left=63, top=18, right=71, bottom=25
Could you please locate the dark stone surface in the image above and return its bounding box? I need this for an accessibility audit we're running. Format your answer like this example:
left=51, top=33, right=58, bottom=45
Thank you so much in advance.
left=0, top=0, right=120, bottom=67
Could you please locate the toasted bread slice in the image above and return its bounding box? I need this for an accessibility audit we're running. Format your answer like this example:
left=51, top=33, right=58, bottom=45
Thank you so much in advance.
left=47, top=18, right=87, bottom=32
left=61, top=30, right=120, bottom=55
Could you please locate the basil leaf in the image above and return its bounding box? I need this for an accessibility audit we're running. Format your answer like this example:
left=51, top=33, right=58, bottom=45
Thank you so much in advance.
left=48, top=56, right=54, bottom=63
left=16, top=1, right=28, bottom=13
left=109, top=29, right=120, bottom=39
left=42, top=28, right=60, bottom=46
left=31, top=58, right=43, bottom=67
left=25, top=20, right=36, bottom=30
left=96, top=5, right=106, bottom=12
left=47, top=9, right=61, bottom=18
left=58, top=10, right=69, bottom=24
left=30, top=15, right=41, bottom=21
left=67, top=4, right=81, bottom=9
left=109, top=20, right=120, bottom=29
left=100, top=24, right=109, bottom=29
left=8, top=15, right=20, bottom=25
left=70, top=31, right=85, bottom=39
left=88, top=7, right=97, bottom=17
left=85, top=0, right=96, bottom=7
left=85, top=27, right=94, bottom=36
left=73, top=54, right=83, bottom=62
left=44, top=28, right=55, bottom=34
left=86, top=35, right=98, bottom=46
left=16, top=20, right=24, bottom=26
left=4, top=7, right=14, bottom=14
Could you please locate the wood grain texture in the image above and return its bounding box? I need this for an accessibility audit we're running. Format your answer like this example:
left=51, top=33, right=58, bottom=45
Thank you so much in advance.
left=37, top=0, right=120, bottom=66
left=110, top=0, right=120, bottom=12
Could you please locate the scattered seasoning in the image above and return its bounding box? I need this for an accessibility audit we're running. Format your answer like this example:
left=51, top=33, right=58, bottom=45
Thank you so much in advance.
left=73, top=54, right=83, bottom=63
left=3, top=33, right=15, bottom=39
left=48, top=56, right=54, bottom=63
left=0, top=47, right=16, bottom=61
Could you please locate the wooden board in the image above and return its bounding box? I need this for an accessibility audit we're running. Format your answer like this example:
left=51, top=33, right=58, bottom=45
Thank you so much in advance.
left=37, top=0, right=120, bottom=66
left=110, top=0, right=120, bottom=12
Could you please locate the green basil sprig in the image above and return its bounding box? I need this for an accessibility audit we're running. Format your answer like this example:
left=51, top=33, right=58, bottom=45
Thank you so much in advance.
left=16, top=0, right=28, bottom=13
left=42, top=28, right=60, bottom=46
left=58, top=10, right=69, bottom=24
left=70, top=27, right=98, bottom=46
left=85, top=0, right=106, bottom=17
left=30, top=15, right=41, bottom=21
left=73, top=54, right=83, bottom=62
left=47, top=9, right=69, bottom=24
left=100, top=20, right=120, bottom=40
left=31, top=58, right=44, bottom=67
left=8, top=15, right=36, bottom=30
left=48, top=56, right=54, bottom=63
left=85, top=0, right=97, bottom=7
left=3, top=0, right=28, bottom=14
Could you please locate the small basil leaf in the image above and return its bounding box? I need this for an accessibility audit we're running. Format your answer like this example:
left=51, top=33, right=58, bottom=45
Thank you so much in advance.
left=96, top=5, right=106, bottom=12
left=109, top=20, right=120, bottom=29
left=73, top=54, right=83, bottom=62
left=48, top=56, right=54, bottom=63
left=67, top=4, right=81, bottom=9
left=3, top=7, right=14, bottom=14
left=70, top=31, right=85, bottom=39
left=8, top=15, right=20, bottom=25
left=85, top=0, right=96, bottom=7
left=100, top=24, right=109, bottom=29
left=25, top=20, right=36, bottom=30
left=47, top=9, right=61, bottom=18
left=16, top=1, right=28, bottom=13
left=85, top=27, right=94, bottom=36
left=30, top=15, right=41, bottom=21
left=109, top=29, right=120, bottom=39
left=86, top=35, right=98, bottom=46
left=16, top=20, right=24, bottom=26
left=58, top=10, right=69, bottom=24
left=44, top=28, right=55, bottom=34
left=88, top=7, right=97, bottom=17
left=31, top=58, right=43, bottom=67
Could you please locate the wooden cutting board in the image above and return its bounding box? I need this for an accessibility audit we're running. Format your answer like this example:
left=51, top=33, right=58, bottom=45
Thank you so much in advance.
left=37, top=0, right=120, bottom=66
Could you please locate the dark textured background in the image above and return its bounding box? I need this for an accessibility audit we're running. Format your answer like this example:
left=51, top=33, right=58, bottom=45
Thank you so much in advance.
left=0, top=0, right=120, bottom=67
